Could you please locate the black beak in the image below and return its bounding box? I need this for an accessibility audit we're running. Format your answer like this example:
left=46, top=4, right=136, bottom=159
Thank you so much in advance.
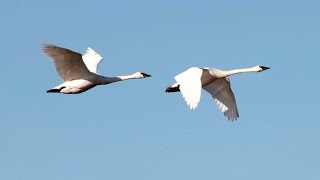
left=141, top=72, right=151, bottom=77
left=260, top=66, right=270, bottom=71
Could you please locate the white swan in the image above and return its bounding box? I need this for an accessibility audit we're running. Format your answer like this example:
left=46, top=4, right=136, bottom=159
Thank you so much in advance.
left=43, top=44, right=151, bottom=94
left=166, top=66, right=270, bottom=121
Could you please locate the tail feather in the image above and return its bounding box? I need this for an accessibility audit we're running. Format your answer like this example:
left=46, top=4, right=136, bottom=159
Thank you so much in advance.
left=166, top=85, right=180, bottom=93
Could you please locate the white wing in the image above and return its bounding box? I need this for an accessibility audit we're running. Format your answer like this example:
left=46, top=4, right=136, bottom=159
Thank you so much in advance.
left=175, top=67, right=203, bottom=109
left=42, top=44, right=91, bottom=82
left=203, top=78, right=239, bottom=121
left=82, top=47, right=103, bottom=74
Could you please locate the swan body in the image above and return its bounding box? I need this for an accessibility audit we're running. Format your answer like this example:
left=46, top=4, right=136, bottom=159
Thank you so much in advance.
left=43, top=44, right=151, bottom=94
left=166, top=65, right=270, bottom=121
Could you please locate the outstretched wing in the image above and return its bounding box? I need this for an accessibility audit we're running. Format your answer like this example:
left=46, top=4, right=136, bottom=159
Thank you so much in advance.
left=82, top=47, right=103, bottom=74
left=175, top=67, right=203, bottom=109
left=42, top=44, right=91, bottom=82
left=203, top=78, right=239, bottom=121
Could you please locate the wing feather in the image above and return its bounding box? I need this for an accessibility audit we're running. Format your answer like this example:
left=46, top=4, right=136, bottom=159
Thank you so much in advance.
left=203, top=78, right=239, bottom=121
left=42, top=44, right=91, bottom=82
left=175, top=67, right=203, bottom=109
left=82, top=47, right=103, bottom=74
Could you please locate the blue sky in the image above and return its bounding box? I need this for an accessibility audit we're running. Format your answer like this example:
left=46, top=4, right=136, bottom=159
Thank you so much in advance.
left=1, top=0, right=319, bottom=179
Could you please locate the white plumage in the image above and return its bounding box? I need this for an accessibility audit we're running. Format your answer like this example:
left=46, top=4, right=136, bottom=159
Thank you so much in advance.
left=43, top=44, right=151, bottom=94
left=166, top=66, right=270, bottom=121
left=82, top=47, right=103, bottom=74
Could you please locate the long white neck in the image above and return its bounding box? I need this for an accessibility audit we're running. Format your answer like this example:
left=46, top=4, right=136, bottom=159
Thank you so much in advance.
left=96, top=73, right=142, bottom=85
left=221, top=66, right=260, bottom=77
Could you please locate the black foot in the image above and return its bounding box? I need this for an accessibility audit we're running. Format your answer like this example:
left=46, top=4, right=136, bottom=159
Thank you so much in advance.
left=47, top=87, right=65, bottom=93
left=165, top=86, right=180, bottom=93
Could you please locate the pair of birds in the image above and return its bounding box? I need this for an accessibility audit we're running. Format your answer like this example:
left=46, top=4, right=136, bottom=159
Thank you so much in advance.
left=43, top=44, right=270, bottom=121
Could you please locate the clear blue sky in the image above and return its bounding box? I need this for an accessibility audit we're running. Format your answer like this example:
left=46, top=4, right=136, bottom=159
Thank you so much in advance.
left=1, top=0, right=319, bottom=180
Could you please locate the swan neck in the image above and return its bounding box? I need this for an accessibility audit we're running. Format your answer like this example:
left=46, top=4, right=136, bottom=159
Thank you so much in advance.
left=98, top=74, right=137, bottom=84
left=116, top=74, right=137, bottom=81
left=222, top=67, right=258, bottom=77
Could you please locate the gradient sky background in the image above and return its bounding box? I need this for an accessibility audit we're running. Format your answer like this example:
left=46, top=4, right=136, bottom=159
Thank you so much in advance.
left=1, top=0, right=319, bottom=180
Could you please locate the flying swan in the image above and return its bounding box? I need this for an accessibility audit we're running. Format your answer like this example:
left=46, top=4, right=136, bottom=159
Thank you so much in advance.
left=166, top=66, right=270, bottom=121
left=42, top=44, right=151, bottom=94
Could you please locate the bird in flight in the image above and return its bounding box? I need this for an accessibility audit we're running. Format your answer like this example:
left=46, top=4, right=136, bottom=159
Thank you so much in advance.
left=166, top=65, right=270, bottom=121
left=43, top=44, right=151, bottom=94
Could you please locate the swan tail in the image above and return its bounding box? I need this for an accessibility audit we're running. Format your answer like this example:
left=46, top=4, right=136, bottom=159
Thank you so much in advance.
left=165, top=85, right=180, bottom=93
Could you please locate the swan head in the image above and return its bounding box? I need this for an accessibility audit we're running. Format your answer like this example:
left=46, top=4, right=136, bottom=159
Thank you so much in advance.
left=134, top=72, right=151, bottom=78
left=255, top=65, right=270, bottom=72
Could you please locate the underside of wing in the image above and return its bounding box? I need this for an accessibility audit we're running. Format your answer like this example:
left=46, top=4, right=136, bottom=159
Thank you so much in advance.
left=82, top=47, right=103, bottom=74
left=175, top=67, right=203, bottom=109
left=42, top=44, right=91, bottom=82
left=203, top=78, right=239, bottom=121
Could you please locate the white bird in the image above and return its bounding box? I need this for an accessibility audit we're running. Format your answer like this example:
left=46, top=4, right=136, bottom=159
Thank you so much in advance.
left=166, top=66, right=270, bottom=121
left=43, top=44, right=151, bottom=94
